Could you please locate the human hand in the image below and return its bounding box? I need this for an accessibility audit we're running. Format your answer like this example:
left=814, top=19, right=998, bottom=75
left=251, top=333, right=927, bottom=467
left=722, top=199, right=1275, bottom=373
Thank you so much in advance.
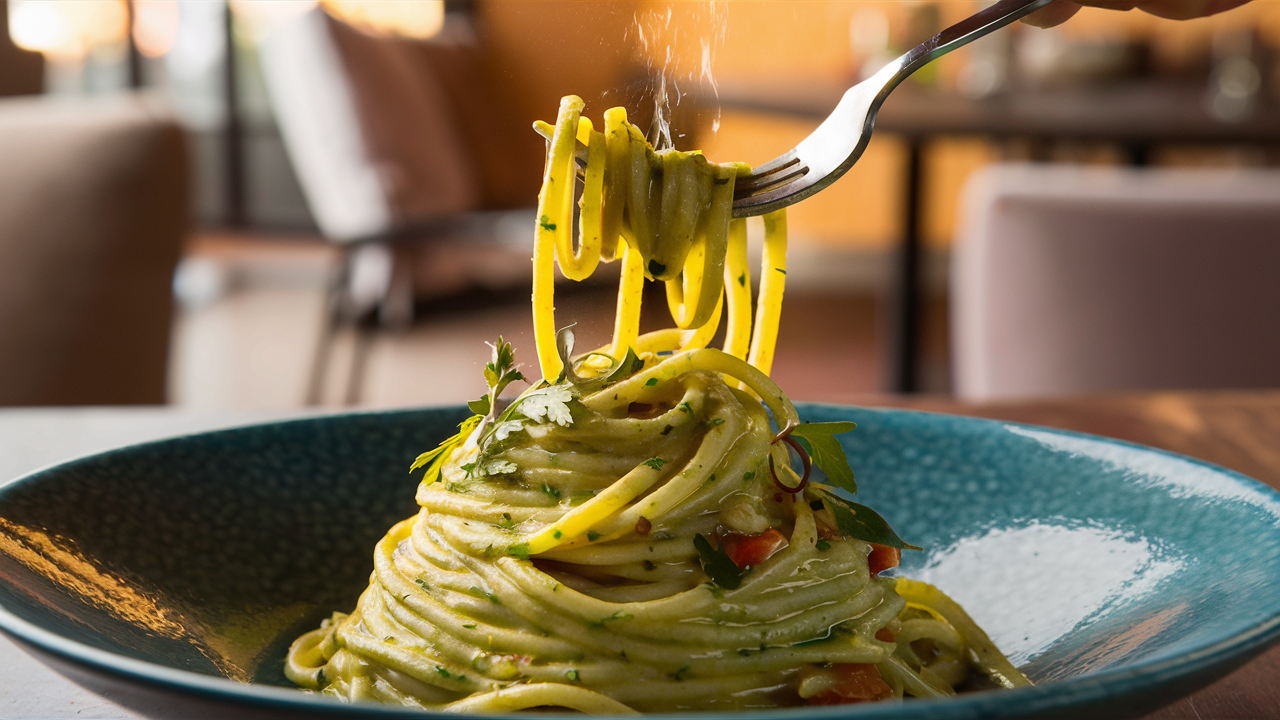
left=1023, top=0, right=1253, bottom=28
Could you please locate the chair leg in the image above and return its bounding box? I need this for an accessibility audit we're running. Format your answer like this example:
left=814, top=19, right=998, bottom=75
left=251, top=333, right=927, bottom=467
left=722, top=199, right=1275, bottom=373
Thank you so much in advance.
left=306, top=245, right=354, bottom=406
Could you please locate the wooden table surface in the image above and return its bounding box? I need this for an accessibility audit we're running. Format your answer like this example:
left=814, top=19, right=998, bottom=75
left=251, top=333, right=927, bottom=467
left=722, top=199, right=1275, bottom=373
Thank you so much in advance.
left=1, top=397, right=1278, bottom=718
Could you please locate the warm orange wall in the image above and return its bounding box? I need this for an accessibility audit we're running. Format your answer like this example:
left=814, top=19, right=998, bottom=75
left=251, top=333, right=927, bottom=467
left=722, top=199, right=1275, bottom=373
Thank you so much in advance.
left=481, top=1, right=1277, bottom=251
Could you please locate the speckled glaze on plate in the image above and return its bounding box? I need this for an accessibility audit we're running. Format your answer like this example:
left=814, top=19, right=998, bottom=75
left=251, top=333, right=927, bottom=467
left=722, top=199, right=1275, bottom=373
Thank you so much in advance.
left=0, top=405, right=1277, bottom=719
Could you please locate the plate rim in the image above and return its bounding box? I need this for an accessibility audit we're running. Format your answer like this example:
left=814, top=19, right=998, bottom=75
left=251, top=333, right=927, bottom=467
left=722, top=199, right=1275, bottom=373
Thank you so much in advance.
left=1, top=404, right=1278, bottom=718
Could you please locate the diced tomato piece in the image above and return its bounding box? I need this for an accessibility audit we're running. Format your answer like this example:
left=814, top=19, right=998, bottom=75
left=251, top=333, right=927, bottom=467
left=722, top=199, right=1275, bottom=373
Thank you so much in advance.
left=867, top=544, right=900, bottom=576
left=720, top=529, right=788, bottom=568
left=806, top=664, right=893, bottom=705
left=874, top=628, right=895, bottom=643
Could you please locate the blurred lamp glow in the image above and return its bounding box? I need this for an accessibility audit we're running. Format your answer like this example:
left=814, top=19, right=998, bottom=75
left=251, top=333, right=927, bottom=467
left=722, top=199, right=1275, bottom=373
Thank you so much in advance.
left=229, top=0, right=318, bottom=42
left=322, top=0, right=444, bottom=40
left=9, top=0, right=127, bottom=60
left=132, top=0, right=179, bottom=58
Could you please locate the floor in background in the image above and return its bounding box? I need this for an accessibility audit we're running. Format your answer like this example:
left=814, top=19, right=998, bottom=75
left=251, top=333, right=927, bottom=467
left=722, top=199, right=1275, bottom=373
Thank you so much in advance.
left=169, top=233, right=951, bottom=409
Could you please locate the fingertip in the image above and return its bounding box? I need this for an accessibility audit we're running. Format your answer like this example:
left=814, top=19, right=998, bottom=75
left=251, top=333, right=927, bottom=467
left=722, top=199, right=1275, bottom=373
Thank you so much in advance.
left=1021, top=1, right=1083, bottom=28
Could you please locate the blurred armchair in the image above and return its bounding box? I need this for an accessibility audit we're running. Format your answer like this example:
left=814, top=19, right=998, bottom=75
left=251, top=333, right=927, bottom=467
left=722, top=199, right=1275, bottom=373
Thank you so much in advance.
left=0, top=95, right=189, bottom=405
left=952, top=163, right=1280, bottom=401
left=259, top=7, right=547, bottom=403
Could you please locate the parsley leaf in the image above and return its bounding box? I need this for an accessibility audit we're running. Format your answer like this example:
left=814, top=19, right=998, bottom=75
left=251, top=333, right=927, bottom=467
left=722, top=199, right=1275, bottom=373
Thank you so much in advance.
left=410, top=414, right=482, bottom=485
left=694, top=534, right=745, bottom=590
left=643, top=457, right=666, bottom=471
left=521, top=385, right=575, bottom=427
left=816, top=488, right=920, bottom=551
left=790, top=421, right=858, bottom=493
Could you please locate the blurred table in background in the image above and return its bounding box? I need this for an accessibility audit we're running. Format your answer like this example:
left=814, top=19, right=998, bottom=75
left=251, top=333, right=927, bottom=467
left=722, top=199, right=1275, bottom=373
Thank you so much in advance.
left=1, top=395, right=1278, bottom=717
left=718, top=79, right=1280, bottom=393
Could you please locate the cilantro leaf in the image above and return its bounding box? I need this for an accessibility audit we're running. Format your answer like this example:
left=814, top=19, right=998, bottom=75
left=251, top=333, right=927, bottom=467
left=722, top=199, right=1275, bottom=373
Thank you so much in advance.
left=790, top=422, right=857, bottom=493
left=694, top=534, right=744, bottom=590
left=411, top=414, right=482, bottom=485
left=817, top=488, right=921, bottom=551
left=467, top=395, right=491, bottom=417
left=521, top=385, right=575, bottom=426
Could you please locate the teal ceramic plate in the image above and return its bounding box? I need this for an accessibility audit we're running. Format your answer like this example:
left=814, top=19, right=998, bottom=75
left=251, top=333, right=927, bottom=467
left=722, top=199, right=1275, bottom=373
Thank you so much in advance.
left=1, top=406, right=1278, bottom=718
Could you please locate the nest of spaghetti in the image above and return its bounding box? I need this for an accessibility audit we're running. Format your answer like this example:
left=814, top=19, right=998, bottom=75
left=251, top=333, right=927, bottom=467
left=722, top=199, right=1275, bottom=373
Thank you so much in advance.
left=285, top=345, right=1028, bottom=713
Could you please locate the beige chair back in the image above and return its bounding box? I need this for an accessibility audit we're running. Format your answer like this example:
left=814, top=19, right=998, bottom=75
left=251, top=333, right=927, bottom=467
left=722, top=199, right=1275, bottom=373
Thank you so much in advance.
left=0, top=96, right=188, bottom=405
left=953, top=163, right=1280, bottom=401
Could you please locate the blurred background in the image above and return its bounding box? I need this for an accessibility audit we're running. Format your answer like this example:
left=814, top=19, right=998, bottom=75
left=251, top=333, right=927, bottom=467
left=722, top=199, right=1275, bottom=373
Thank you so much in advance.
left=3, top=0, right=1280, bottom=410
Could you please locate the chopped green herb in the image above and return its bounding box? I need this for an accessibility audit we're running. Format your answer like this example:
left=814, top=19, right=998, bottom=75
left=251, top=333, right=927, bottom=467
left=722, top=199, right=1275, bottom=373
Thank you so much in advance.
left=466, top=587, right=501, bottom=604
left=776, top=268, right=787, bottom=275
left=539, top=215, right=556, bottom=232
left=694, top=534, right=745, bottom=590
left=414, top=577, right=430, bottom=591
left=790, top=422, right=859, bottom=493
left=587, top=530, right=601, bottom=542
left=498, top=512, right=516, bottom=530
left=565, top=669, right=580, bottom=682
left=462, top=624, right=477, bottom=629
left=508, top=543, right=530, bottom=560
left=643, top=457, right=667, bottom=471
left=645, top=377, right=658, bottom=386
left=678, top=401, right=692, bottom=414
left=817, top=489, right=921, bottom=551
left=590, top=610, right=634, bottom=628
left=541, top=483, right=562, bottom=501
left=816, top=539, right=832, bottom=551
left=707, top=417, right=725, bottom=427
left=743, top=470, right=755, bottom=482
left=436, top=666, right=452, bottom=678
left=738, top=273, right=746, bottom=287
left=553, top=529, right=563, bottom=539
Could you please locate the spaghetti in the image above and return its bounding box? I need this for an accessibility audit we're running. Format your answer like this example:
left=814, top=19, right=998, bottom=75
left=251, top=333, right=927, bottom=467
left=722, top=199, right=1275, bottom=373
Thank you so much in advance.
left=285, top=97, right=1030, bottom=712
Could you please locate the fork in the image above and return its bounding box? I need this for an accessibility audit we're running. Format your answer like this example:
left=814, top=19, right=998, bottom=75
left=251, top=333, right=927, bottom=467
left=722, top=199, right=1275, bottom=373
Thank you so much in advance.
left=731, top=0, right=1051, bottom=217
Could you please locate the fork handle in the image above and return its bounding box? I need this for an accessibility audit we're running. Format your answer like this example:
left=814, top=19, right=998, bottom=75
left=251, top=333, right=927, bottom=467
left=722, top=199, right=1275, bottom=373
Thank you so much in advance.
left=893, top=0, right=1053, bottom=85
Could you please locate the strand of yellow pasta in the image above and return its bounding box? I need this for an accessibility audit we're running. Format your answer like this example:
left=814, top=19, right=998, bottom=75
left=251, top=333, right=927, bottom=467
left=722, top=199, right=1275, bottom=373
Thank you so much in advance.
left=664, top=162, right=733, bottom=330
left=532, top=95, right=583, bottom=380
left=651, top=153, right=708, bottom=281
left=600, top=108, right=630, bottom=262
left=608, top=241, right=645, bottom=360
left=746, top=209, right=788, bottom=376
left=556, top=118, right=603, bottom=281
left=722, top=218, right=752, bottom=360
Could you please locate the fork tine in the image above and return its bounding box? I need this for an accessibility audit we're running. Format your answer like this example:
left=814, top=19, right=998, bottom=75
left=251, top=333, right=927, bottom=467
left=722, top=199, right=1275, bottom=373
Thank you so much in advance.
left=748, top=150, right=801, bottom=178
left=734, top=163, right=800, bottom=191
left=735, top=165, right=809, bottom=198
